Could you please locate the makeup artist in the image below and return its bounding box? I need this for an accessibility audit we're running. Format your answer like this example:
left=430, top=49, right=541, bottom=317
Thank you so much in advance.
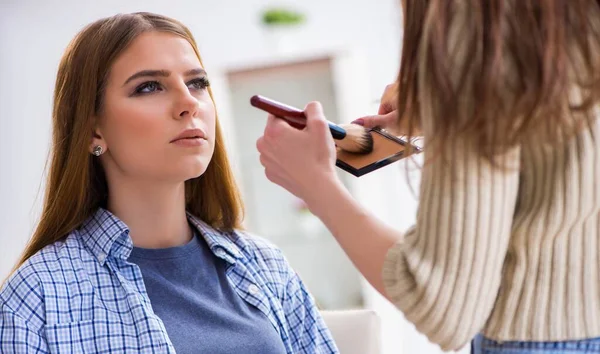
left=256, top=0, right=600, bottom=353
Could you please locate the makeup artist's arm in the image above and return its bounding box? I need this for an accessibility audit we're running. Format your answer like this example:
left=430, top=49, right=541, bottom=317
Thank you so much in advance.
left=257, top=102, right=521, bottom=351
left=378, top=139, right=520, bottom=350
left=257, top=103, right=400, bottom=295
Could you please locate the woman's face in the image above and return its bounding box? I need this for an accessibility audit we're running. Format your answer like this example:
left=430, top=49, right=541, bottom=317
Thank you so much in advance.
left=92, top=31, right=216, bottom=184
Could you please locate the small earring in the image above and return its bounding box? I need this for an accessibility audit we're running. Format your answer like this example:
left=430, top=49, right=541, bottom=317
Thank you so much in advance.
left=92, top=145, right=104, bottom=156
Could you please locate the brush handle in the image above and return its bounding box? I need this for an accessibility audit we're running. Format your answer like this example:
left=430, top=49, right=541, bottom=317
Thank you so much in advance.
left=250, top=95, right=346, bottom=140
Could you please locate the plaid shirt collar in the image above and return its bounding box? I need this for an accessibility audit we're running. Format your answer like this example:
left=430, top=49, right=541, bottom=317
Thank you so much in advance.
left=79, top=208, right=242, bottom=266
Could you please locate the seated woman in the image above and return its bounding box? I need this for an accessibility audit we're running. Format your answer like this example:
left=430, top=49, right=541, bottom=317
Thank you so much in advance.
left=0, top=12, right=338, bottom=354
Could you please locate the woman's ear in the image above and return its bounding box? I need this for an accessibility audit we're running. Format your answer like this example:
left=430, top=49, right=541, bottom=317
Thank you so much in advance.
left=89, top=124, right=107, bottom=156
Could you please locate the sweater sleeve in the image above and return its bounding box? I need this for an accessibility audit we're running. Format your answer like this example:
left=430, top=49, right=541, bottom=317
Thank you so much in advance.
left=382, top=137, right=521, bottom=351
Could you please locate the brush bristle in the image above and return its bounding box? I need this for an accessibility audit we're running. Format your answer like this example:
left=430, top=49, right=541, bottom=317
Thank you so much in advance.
left=335, top=124, right=374, bottom=154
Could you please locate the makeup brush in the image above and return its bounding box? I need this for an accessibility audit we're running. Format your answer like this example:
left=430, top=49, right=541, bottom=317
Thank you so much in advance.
left=250, top=95, right=374, bottom=154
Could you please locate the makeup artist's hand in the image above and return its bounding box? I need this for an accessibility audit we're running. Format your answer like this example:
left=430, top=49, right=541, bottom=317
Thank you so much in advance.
left=353, top=81, right=421, bottom=135
left=256, top=102, right=342, bottom=204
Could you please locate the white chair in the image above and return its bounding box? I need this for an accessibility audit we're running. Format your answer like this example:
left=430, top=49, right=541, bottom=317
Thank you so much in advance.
left=321, top=309, right=382, bottom=354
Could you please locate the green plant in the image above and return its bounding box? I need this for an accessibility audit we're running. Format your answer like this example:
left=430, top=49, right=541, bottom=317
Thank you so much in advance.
left=261, top=8, right=305, bottom=26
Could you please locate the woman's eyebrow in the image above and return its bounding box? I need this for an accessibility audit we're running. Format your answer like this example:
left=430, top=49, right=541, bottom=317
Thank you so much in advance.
left=123, top=68, right=206, bottom=86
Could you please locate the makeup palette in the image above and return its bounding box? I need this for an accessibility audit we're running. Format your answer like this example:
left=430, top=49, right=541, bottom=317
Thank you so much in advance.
left=336, top=128, right=421, bottom=176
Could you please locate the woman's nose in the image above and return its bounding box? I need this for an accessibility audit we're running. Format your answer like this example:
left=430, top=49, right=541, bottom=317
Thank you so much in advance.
left=174, top=88, right=199, bottom=120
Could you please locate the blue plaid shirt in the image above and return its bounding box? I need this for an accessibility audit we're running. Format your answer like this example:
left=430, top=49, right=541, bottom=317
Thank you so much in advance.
left=0, top=208, right=338, bottom=353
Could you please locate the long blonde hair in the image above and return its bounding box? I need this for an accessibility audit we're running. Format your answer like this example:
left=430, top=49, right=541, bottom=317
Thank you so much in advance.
left=398, top=0, right=600, bottom=162
left=11, top=12, right=244, bottom=273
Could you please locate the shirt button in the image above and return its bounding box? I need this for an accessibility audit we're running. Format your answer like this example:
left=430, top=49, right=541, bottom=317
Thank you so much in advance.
left=248, top=284, right=260, bottom=295
left=215, top=249, right=226, bottom=257
left=98, top=252, right=106, bottom=263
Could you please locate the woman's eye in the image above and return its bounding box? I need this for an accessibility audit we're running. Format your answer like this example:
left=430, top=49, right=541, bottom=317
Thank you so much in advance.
left=187, top=77, right=210, bottom=91
left=135, top=81, right=162, bottom=94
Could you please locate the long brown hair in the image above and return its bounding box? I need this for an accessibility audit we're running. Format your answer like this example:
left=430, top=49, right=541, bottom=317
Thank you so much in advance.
left=12, top=12, right=244, bottom=272
left=398, top=0, right=600, bottom=162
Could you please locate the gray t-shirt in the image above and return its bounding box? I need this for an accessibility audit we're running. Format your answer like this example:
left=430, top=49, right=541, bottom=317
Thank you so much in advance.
left=128, top=232, right=287, bottom=354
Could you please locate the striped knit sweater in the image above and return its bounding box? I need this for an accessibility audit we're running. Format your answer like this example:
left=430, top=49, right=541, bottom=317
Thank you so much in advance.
left=382, top=118, right=600, bottom=351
